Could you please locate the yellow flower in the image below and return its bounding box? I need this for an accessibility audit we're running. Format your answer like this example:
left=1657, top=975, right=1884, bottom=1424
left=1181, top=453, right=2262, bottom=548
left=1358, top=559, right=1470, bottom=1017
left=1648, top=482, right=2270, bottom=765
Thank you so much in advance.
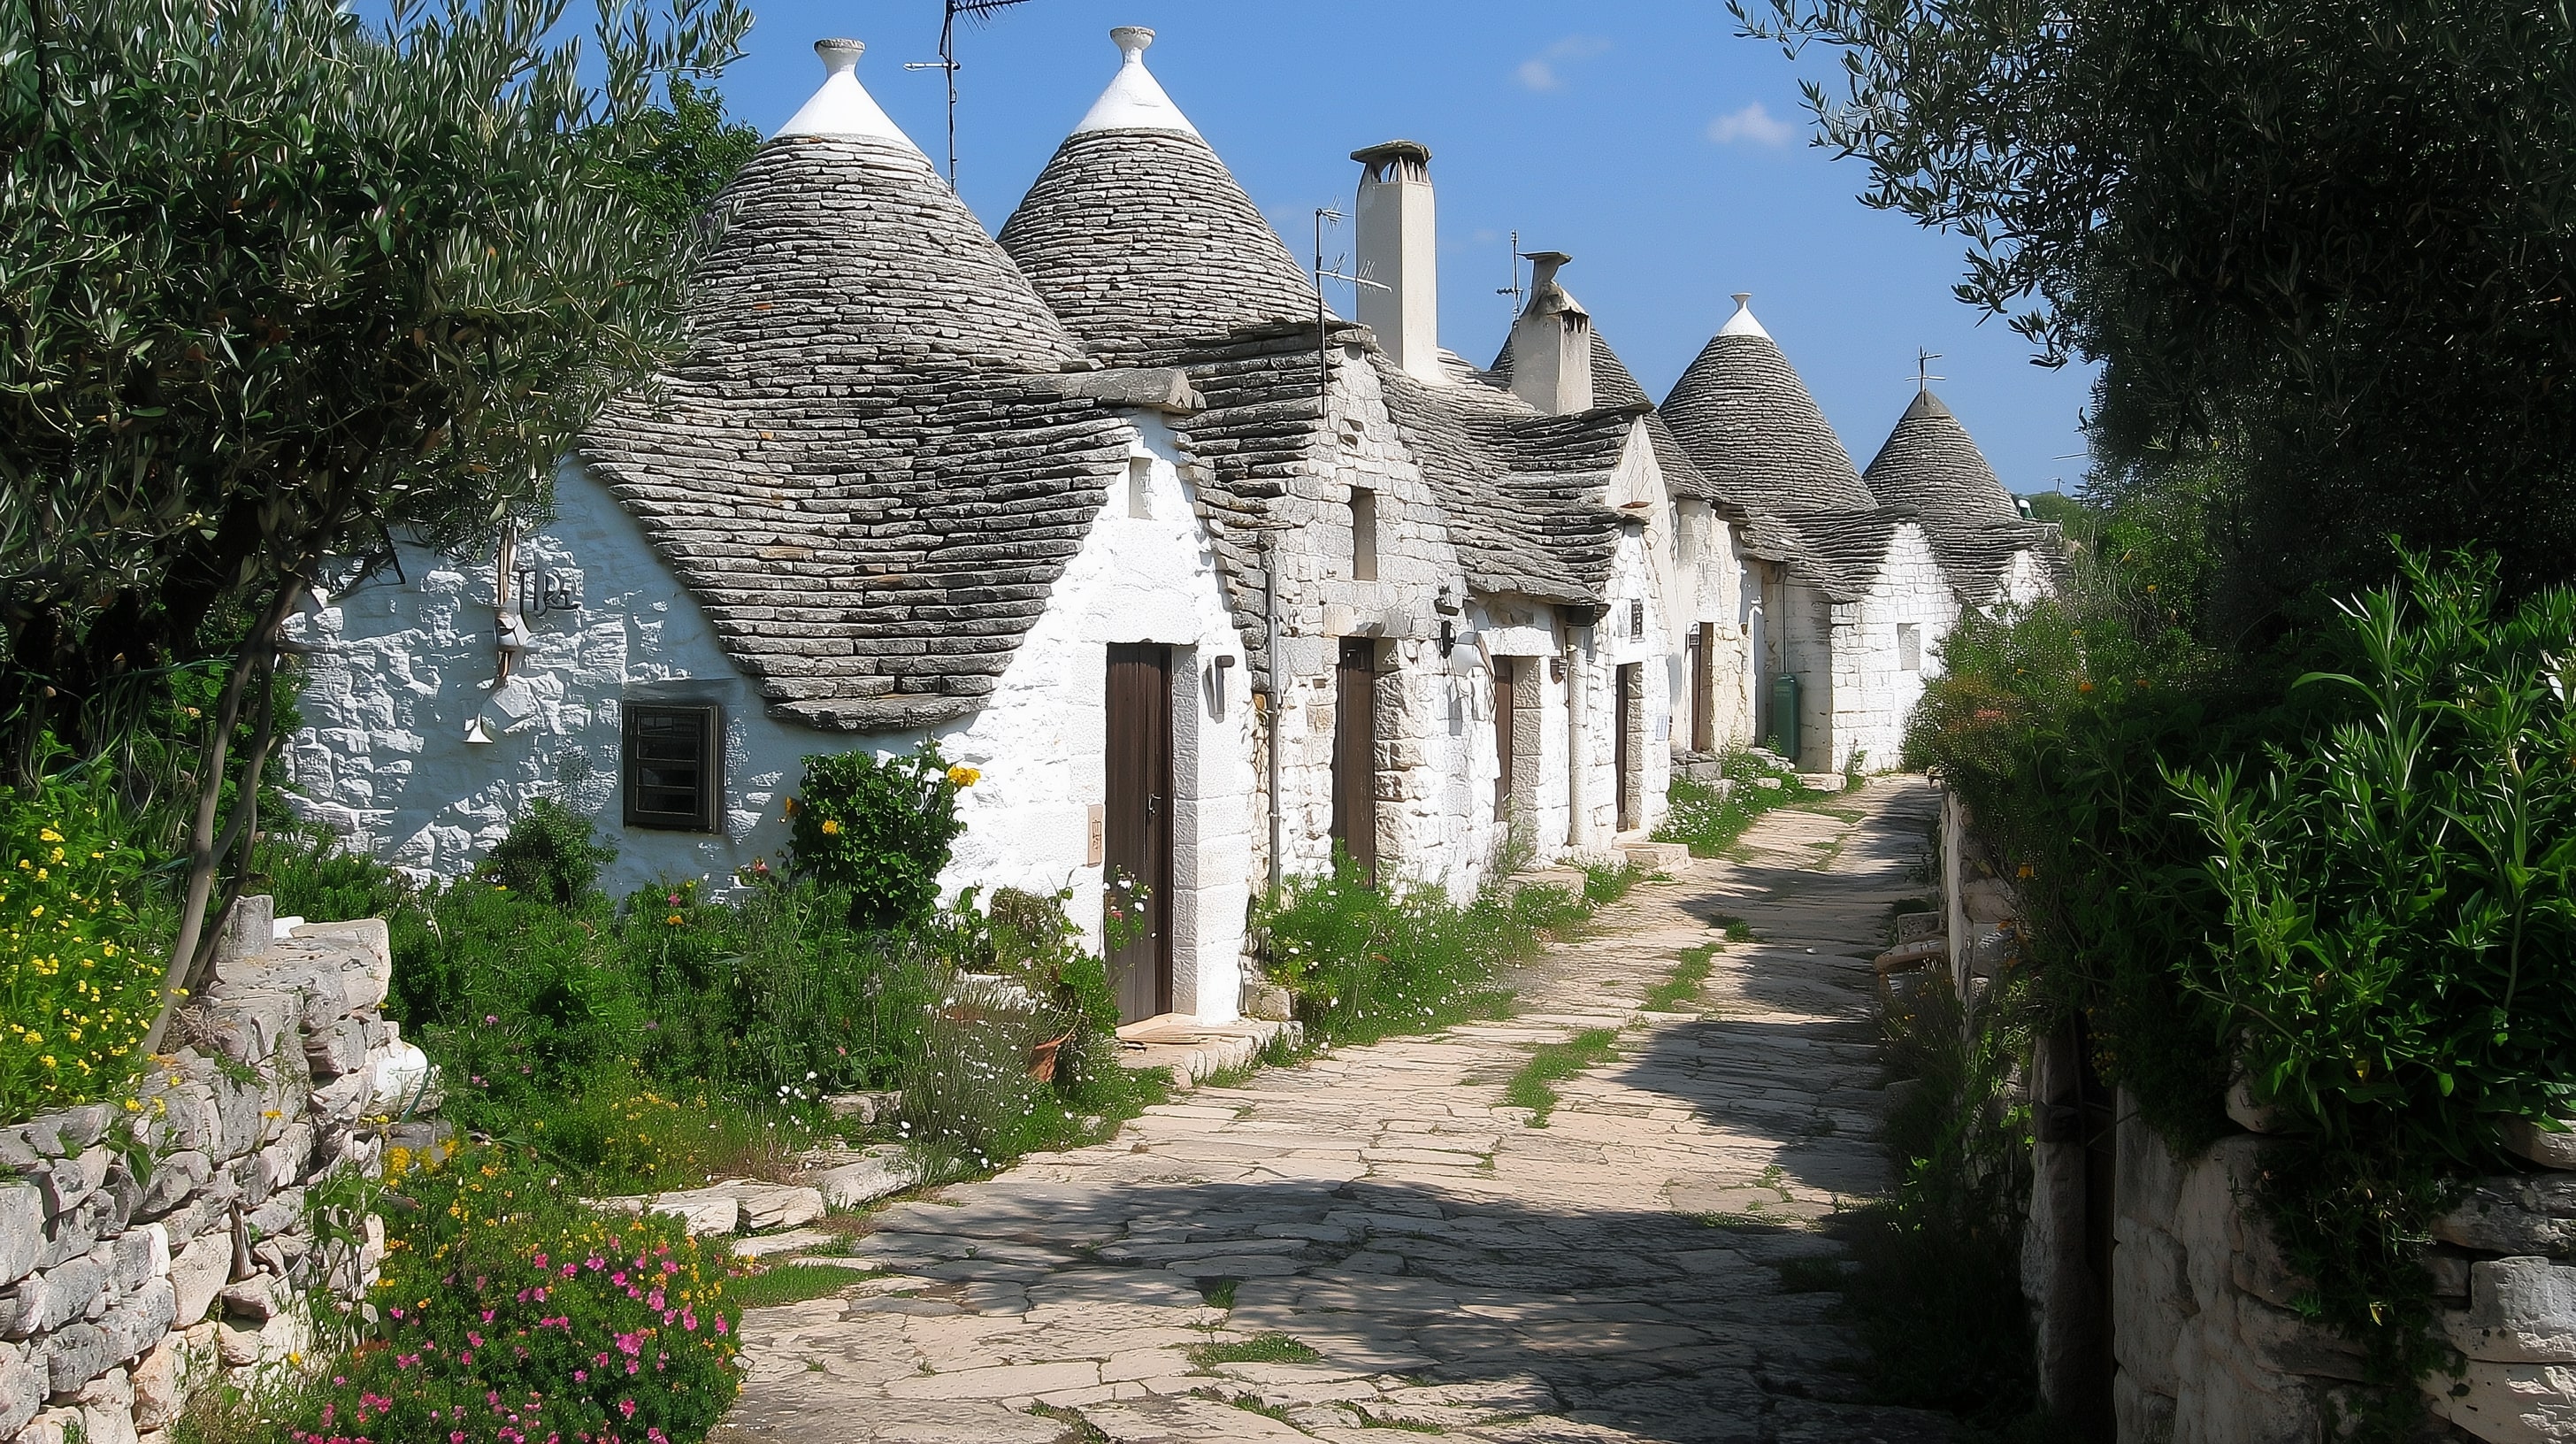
left=36, top=830, right=60, bottom=844
left=947, top=764, right=981, bottom=788
left=665, top=913, right=685, bottom=926
left=38, top=1056, right=53, bottom=1069
left=819, top=818, right=841, bottom=835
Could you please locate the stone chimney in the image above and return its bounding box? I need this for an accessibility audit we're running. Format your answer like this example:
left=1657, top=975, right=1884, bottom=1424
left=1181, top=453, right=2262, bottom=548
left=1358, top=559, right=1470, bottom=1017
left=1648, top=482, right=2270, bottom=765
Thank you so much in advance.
left=1351, top=140, right=1441, bottom=383
left=1509, top=251, right=1592, bottom=414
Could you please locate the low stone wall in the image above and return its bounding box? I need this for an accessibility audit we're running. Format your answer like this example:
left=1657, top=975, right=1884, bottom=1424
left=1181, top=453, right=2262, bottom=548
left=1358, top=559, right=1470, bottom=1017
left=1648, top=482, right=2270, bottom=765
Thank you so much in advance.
left=2109, top=1102, right=2576, bottom=1442
left=0, top=897, right=430, bottom=1444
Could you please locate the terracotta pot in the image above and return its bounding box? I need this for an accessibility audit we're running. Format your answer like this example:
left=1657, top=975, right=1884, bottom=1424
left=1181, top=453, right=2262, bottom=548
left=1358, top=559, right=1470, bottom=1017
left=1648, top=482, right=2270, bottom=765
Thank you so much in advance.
left=1027, top=1031, right=1074, bottom=1083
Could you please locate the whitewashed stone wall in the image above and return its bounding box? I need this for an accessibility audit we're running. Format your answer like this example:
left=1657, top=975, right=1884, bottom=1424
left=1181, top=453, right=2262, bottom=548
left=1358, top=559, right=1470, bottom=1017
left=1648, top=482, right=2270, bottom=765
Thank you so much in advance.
left=1263, top=348, right=1499, bottom=897
left=0, top=900, right=421, bottom=1444
left=1671, top=501, right=1757, bottom=756
left=1824, top=526, right=1957, bottom=775
left=290, top=424, right=1255, bottom=1023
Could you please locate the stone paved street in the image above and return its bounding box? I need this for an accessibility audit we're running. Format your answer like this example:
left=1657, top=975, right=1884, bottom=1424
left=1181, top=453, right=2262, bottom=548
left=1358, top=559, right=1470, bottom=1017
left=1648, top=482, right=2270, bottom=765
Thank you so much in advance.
left=713, top=780, right=1951, bottom=1444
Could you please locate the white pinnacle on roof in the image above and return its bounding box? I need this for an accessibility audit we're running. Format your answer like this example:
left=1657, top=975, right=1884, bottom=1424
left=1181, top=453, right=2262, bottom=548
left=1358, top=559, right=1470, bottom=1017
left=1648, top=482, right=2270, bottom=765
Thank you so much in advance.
left=1072, top=27, right=1201, bottom=137
left=1719, top=291, right=1771, bottom=340
left=774, top=38, right=922, bottom=152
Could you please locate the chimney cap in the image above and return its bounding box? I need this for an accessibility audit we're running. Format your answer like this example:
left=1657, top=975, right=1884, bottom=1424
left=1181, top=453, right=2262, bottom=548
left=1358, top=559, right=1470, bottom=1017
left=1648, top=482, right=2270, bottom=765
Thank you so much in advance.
left=1350, top=139, right=1433, bottom=166
left=814, top=37, right=863, bottom=69
left=1110, top=25, right=1155, bottom=56
left=1520, top=250, right=1573, bottom=265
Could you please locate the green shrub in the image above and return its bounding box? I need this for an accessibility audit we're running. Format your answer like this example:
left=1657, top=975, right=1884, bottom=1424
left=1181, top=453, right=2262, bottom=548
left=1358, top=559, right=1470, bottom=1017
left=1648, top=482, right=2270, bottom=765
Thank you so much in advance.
left=0, top=771, right=164, bottom=1121
left=255, top=826, right=408, bottom=924
left=2169, top=550, right=2576, bottom=1395
left=480, top=797, right=617, bottom=906
left=1260, top=861, right=1598, bottom=1048
left=787, top=746, right=969, bottom=931
left=292, top=1146, right=742, bottom=1444
left=1904, top=546, right=2572, bottom=1424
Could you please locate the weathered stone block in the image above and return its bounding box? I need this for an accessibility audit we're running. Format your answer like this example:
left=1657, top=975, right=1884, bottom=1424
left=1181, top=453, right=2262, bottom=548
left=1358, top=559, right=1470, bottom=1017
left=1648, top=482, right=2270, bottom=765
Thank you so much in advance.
left=73, top=1365, right=135, bottom=1444
left=127, top=1336, right=185, bottom=1432
left=303, top=1018, right=369, bottom=1079
left=166, top=1235, right=229, bottom=1329
left=29, top=1253, right=107, bottom=1336
left=34, top=1148, right=109, bottom=1222
left=0, top=1340, right=42, bottom=1436
left=2439, top=1177, right=2576, bottom=1257
left=2429, top=1360, right=2576, bottom=1443
left=135, top=1153, right=209, bottom=1220
left=104, top=1230, right=157, bottom=1294
left=218, top=1273, right=285, bottom=1324
left=2507, top=1119, right=2576, bottom=1172
left=0, top=1184, right=44, bottom=1287
left=2112, top=1216, right=2191, bottom=1397
left=51, top=1110, right=110, bottom=1155
left=2446, top=1257, right=2576, bottom=1364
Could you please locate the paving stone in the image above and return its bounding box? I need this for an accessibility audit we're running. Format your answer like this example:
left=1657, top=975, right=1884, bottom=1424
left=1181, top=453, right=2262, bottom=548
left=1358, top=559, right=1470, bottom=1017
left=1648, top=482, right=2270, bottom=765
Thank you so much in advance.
left=714, top=782, right=1945, bottom=1444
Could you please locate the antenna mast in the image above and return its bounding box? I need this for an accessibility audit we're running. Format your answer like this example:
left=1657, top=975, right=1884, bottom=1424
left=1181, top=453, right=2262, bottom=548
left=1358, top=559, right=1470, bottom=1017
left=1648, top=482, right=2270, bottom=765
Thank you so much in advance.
left=907, top=0, right=1035, bottom=188
left=1913, top=347, right=1945, bottom=394
left=1311, top=208, right=1389, bottom=426
left=1496, top=228, right=1524, bottom=328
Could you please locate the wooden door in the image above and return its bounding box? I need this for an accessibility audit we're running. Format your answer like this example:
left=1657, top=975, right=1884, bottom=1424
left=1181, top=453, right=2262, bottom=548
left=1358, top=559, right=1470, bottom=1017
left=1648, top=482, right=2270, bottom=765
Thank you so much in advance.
left=1614, top=664, right=1637, bottom=832
left=1492, top=657, right=1515, bottom=823
left=1330, top=639, right=1378, bottom=884
left=1104, top=644, right=1173, bottom=1023
left=1692, top=622, right=1717, bottom=752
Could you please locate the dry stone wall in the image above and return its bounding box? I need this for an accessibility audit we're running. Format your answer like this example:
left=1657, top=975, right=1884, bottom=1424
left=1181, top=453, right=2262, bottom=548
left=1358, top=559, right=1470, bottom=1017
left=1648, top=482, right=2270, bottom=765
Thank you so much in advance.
left=2107, top=1090, right=2576, bottom=1442
left=0, top=896, right=428, bottom=1444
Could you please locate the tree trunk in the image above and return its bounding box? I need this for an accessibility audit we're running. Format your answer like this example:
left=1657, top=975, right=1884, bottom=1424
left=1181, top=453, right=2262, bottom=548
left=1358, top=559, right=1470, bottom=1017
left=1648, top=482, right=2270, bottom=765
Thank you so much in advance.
left=140, top=579, right=296, bottom=1056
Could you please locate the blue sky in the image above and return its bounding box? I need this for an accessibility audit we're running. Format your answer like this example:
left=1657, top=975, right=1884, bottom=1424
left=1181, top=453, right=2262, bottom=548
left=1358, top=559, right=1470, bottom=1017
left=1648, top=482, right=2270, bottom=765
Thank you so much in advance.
left=696, top=1, right=2097, bottom=495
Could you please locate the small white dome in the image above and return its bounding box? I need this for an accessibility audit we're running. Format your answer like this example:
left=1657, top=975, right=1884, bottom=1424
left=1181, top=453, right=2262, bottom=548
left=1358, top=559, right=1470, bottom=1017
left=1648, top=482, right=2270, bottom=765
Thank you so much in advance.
left=1072, top=26, right=1201, bottom=137
left=1719, top=291, right=1771, bottom=340
left=775, top=38, right=923, bottom=153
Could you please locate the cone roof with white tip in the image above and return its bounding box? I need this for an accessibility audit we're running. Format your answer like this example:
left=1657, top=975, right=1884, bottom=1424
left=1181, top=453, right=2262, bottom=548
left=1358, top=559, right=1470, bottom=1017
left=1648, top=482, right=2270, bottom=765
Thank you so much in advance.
left=578, top=39, right=1138, bottom=734
left=1661, top=293, right=1874, bottom=515
left=999, top=26, right=1315, bottom=352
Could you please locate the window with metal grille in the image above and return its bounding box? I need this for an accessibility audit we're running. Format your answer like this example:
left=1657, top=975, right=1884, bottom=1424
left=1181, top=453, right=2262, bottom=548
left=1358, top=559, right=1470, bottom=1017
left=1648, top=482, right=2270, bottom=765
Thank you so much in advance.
left=623, top=703, right=723, bottom=832
left=1629, top=599, right=1645, bottom=640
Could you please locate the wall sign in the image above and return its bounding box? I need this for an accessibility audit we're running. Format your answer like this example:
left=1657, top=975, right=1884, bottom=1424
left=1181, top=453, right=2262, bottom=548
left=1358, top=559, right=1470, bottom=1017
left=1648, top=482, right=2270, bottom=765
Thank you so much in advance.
left=515, top=567, right=584, bottom=619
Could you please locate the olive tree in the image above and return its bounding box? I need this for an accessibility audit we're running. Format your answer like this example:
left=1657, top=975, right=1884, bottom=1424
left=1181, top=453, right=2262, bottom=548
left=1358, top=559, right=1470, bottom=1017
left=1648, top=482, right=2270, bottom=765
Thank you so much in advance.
left=0, top=0, right=749, bottom=1048
left=1737, top=0, right=2576, bottom=627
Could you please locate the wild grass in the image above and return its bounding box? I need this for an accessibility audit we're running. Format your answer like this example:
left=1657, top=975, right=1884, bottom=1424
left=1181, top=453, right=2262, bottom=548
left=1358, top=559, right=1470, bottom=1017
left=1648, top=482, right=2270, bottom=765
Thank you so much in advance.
left=1261, top=861, right=1594, bottom=1048
left=1501, top=1026, right=1622, bottom=1125
left=1836, top=967, right=2046, bottom=1430
left=726, top=1262, right=867, bottom=1310
left=1643, top=944, right=1719, bottom=1012
left=1653, top=751, right=1827, bottom=858
left=1188, top=1333, right=1322, bottom=1371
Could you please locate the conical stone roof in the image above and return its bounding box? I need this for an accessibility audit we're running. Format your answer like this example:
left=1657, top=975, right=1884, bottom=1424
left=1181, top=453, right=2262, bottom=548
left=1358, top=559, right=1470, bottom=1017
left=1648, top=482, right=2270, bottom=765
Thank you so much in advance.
left=1863, top=388, right=2066, bottom=606
left=998, top=27, right=1316, bottom=354
left=1660, top=296, right=1874, bottom=516
left=684, top=42, right=1082, bottom=377
left=1862, top=388, right=2022, bottom=530
left=579, top=42, right=1132, bottom=733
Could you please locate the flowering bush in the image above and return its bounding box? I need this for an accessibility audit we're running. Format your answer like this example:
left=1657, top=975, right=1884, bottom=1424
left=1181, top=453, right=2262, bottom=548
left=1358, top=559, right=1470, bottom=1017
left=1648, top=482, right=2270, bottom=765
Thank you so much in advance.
left=786, top=745, right=967, bottom=931
left=0, top=772, right=161, bottom=1122
left=294, top=1148, right=741, bottom=1444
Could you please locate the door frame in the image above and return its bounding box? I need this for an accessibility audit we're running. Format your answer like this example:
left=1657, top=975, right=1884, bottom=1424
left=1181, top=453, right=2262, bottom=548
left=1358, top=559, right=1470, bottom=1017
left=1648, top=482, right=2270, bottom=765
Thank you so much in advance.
left=1104, top=642, right=1175, bottom=1022
left=1330, top=637, right=1379, bottom=885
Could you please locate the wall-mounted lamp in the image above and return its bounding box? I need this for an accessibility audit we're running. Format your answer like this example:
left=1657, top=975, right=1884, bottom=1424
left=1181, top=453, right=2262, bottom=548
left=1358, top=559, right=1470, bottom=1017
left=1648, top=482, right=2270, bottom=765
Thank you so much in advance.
left=1212, top=654, right=1236, bottom=716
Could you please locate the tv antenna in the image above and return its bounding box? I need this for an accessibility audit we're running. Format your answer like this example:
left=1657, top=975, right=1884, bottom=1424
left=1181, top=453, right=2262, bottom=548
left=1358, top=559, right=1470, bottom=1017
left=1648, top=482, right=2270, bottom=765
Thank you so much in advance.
left=907, top=0, right=1036, bottom=188
left=1312, top=208, right=1389, bottom=417
left=1913, top=348, right=1945, bottom=393
left=1497, top=229, right=1525, bottom=325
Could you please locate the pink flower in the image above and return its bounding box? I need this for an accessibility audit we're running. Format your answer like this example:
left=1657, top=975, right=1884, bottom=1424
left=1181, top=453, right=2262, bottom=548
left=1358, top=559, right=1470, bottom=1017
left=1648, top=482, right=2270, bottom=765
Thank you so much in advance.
left=620, top=1401, right=639, bottom=1420
left=573, top=1370, right=586, bottom=1383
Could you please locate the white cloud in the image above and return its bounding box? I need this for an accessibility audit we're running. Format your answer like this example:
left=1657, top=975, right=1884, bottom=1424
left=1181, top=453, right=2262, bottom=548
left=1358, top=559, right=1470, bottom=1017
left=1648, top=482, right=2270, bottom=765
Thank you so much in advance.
left=1516, top=35, right=1610, bottom=93
left=1708, top=101, right=1796, bottom=148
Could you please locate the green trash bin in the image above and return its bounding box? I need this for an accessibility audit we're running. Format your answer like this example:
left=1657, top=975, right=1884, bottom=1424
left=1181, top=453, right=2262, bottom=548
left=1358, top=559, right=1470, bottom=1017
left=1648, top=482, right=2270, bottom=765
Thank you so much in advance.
left=1767, top=672, right=1800, bottom=764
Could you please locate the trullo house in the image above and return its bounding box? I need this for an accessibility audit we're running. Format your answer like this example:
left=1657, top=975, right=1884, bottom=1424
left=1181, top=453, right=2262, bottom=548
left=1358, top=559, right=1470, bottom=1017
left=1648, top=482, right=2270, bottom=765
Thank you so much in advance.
left=286, top=27, right=2053, bottom=1024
